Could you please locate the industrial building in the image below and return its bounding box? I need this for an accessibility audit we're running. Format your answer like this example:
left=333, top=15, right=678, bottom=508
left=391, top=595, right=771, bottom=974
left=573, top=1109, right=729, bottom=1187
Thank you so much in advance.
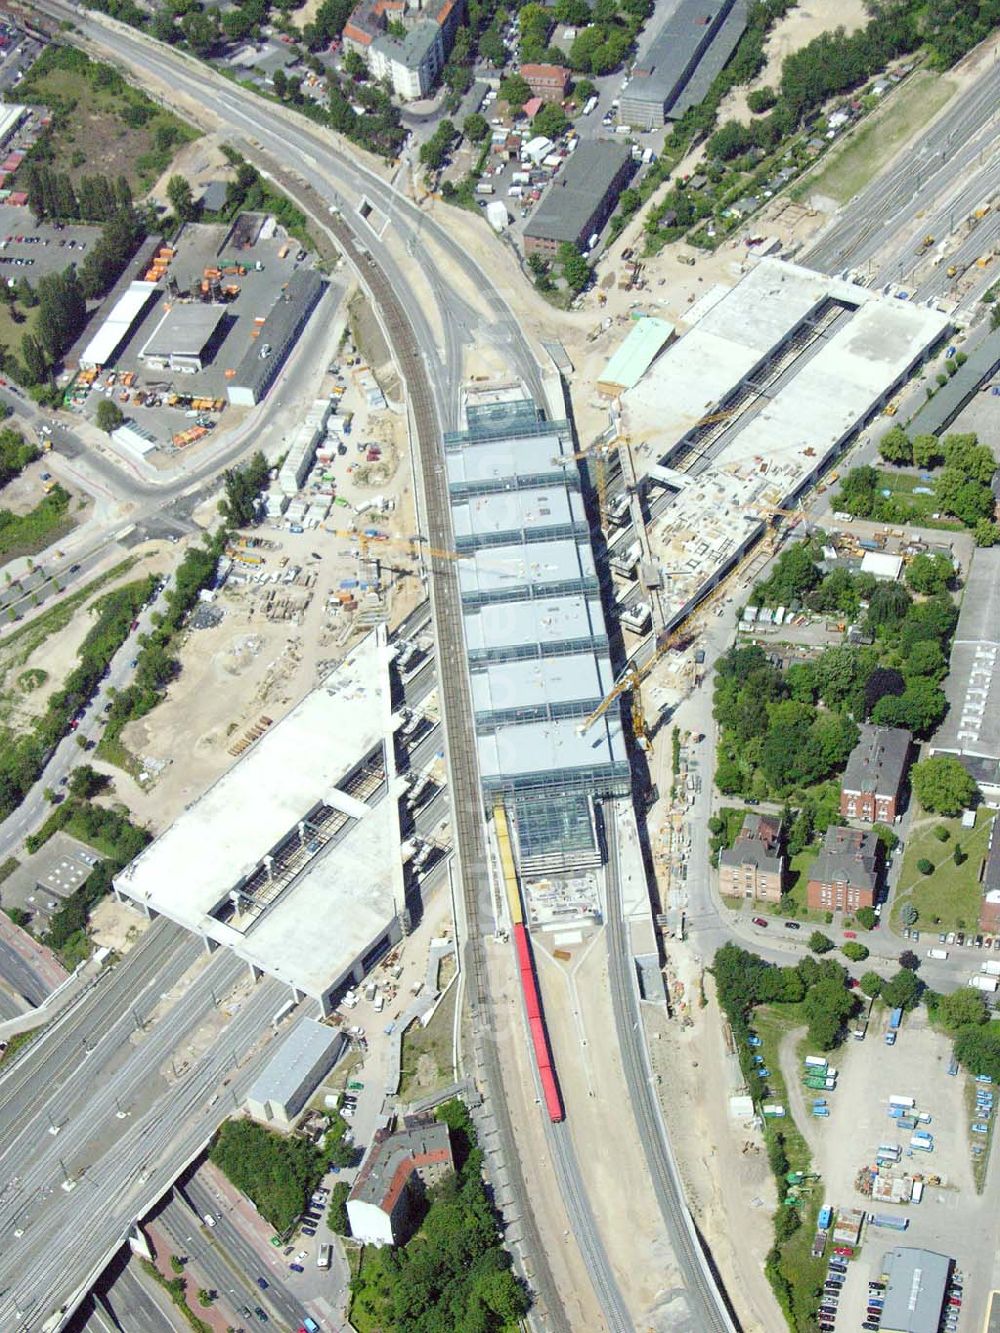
left=113, top=629, right=411, bottom=1015
left=596, top=317, right=674, bottom=396
left=930, top=545, right=1000, bottom=803
left=0, top=104, right=26, bottom=151
left=877, top=1247, right=952, bottom=1333
left=616, top=259, right=951, bottom=636
left=523, top=141, right=634, bottom=257
left=979, top=819, right=1000, bottom=932
left=619, top=0, right=748, bottom=129
left=244, top=1018, right=345, bottom=1128
left=227, top=269, right=325, bottom=406
left=905, top=324, right=1000, bottom=437
left=445, top=398, right=629, bottom=872
left=348, top=1116, right=454, bottom=1246
left=138, top=302, right=229, bottom=373
left=79, top=280, right=160, bottom=372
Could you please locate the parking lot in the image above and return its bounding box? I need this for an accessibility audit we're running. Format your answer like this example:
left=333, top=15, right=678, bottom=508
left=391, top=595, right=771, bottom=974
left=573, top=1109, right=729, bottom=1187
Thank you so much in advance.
left=0, top=205, right=102, bottom=282
left=785, top=1005, right=995, bottom=1332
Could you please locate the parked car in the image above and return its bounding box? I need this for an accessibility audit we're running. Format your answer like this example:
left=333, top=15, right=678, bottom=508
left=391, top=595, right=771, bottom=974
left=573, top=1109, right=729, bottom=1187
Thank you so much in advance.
left=752, top=916, right=768, bottom=928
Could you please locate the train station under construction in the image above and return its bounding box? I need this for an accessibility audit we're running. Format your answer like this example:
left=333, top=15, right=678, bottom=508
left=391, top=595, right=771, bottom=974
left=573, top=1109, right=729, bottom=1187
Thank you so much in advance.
left=113, top=629, right=409, bottom=1014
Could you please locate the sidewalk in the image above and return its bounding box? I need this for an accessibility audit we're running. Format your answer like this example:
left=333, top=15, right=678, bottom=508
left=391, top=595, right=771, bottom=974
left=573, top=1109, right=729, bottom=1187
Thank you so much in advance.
left=145, top=1219, right=233, bottom=1333
left=0, top=905, right=68, bottom=991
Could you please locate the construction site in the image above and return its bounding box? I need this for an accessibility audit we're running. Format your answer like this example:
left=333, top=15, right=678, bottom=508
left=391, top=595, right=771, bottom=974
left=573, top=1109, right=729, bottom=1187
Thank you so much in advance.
left=584, top=259, right=952, bottom=660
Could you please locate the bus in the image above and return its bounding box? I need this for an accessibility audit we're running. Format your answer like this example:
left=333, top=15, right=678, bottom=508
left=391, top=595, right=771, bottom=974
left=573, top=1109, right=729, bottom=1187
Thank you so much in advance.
left=317, top=1243, right=332, bottom=1269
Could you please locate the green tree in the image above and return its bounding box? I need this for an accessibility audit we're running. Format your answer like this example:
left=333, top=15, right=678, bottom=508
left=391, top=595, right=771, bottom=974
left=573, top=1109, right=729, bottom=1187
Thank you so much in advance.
left=882, top=968, right=921, bottom=1010
left=911, top=755, right=978, bottom=815
left=842, top=941, right=869, bottom=962
left=218, top=451, right=269, bottom=527
left=558, top=243, right=590, bottom=293
left=975, top=518, right=1000, bottom=547
left=197, top=1288, right=215, bottom=1307
left=68, top=764, right=108, bottom=799
left=954, top=1024, right=1000, bottom=1083
left=809, top=930, right=834, bottom=954
left=878, top=424, right=912, bottom=464
left=938, top=986, right=988, bottom=1031
left=327, top=1180, right=351, bottom=1235
left=463, top=112, right=490, bottom=143
left=95, top=398, right=124, bottom=434
left=905, top=552, right=954, bottom=595
left=166, top=174, right=197, bottom=223
left=533, top=102, right=568, bottom=139
left=855, top=906, right=877, bottom=930
left=912, top=433, right=944, bottom=468
left=859, top=970, right=883, bottom=997
left=169, top=1255, right=184, bottom=1274
left=499, top=73, right=531, bottom=107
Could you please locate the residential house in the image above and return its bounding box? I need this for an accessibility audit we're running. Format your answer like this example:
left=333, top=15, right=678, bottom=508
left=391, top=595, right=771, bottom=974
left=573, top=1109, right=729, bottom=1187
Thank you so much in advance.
left=347, top=1116, right=454, bottom=1246
left=807, top=825, right=881, bottom=912
left=840, top=724, right=912, bottom=824
left=718, top=813, right=785, bottom=903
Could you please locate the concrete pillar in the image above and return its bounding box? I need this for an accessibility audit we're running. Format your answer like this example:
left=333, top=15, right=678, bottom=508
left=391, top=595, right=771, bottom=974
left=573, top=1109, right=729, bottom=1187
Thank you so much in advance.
left=264, top=854, right=274, bottom=882
left=298, top=822, right=307, bottom=846
left=202, top=934, right=215, bottom=956
left=248, top=962, right=262, bottom=983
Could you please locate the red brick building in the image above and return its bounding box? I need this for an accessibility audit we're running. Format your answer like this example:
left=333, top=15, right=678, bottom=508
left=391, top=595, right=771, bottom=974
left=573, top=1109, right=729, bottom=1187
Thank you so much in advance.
left=807, top=825, right=881, bottom=913
left=520, top=63, right=570, bottom=103
left=840, top=724, right=912, bottom=824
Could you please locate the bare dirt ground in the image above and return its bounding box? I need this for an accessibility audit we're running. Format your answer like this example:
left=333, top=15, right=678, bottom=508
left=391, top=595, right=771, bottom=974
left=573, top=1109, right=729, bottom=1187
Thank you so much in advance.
left=645, top=970, right=782, bottom=1331
left=145, top=134, right=233, bottom=207
left=718, top=0, right=870, bottom=126
left=89, top=894, right=152, bottom=954
left=484, top=938, right=607, bottom=1332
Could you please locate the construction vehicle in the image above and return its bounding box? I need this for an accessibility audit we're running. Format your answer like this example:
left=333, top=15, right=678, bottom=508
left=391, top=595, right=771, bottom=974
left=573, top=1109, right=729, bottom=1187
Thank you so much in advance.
left=916, top=234, right=935, bottom=254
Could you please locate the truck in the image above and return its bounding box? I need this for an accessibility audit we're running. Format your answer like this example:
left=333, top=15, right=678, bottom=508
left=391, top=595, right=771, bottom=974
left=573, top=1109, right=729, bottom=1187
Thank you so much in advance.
left=582, top=95, right=598, bottom=115
left=889, top=1095, right=916, bottom=1110
left=981, top=959, right=1000, bottom=977
left=877, top=1143, right=901, bottom=1160
left=818, top=1205, right=833, bottom=1231
left=812, top=1105, right=830, bottom=1117
left=927, top=948, right=948, bottom=960
left=969, top=975, right=999, bottom=992
left=911, top=1179, right=924, bottom=1203
left=910, top=1134, right=934, bottom=1152
left=762, top=1104, right=785, bottom=1118
left=885, top=1008, right=903, bottom=1045
left=804, top=1056, right=828, bottom=1070
left=476, top=182, right=495, bottom=195
left=897, top=1115, right=917, bottom=1131
left=870, top=1213, right=909, bottom=1231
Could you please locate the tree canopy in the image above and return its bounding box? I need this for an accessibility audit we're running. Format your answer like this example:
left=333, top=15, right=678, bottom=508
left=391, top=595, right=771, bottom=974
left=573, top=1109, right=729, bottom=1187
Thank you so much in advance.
left=911, top=756, right=978, bottom=816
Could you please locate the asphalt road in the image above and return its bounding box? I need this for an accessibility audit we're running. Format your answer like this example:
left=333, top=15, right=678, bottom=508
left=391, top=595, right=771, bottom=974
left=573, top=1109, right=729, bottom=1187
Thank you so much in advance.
left=0, top=952, right=287, bottom=1330
left=83, top=1264, right=176, bottom=1333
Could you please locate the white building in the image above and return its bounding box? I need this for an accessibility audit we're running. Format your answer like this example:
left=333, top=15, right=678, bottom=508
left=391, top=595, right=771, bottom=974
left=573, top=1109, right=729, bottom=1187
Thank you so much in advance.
left=79, top=281, right=160, bottom=372
left=347, top=1117, right=453, bottom=1246
left=369, top=23, right=444, bottom=100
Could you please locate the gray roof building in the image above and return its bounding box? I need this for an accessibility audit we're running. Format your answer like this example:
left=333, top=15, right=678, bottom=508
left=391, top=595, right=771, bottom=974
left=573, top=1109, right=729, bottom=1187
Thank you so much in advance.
left=228, top=269, right=325, bottom=406
left=372, top=20, right=439, bottom=69
left=244, top=1018, right=344, bottom=1127
left=619, top=0, right=748, bottom=129
left=347, top=1115, right=454, bottom=1245
left=719, top=813, right=783, bottom=875
left=139, top=303, right=228, bottom=372
left=523, top=141, right=634, bottom=252
left=810, top=826, right=880, bottom=894
left=906, top=326, right=1000, bottom=437
left=878, top=1246, right=951, bottom=1333
left=932, top=545, right=1000, bottom=770
left=198, top=180, right=230, bottom=213
left=842, top=724, right=912, bottom=801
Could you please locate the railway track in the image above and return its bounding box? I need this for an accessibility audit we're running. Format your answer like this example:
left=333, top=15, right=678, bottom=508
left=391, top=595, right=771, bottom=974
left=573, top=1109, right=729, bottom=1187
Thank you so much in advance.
left=603, top=804, right=740, bottom=1333
left=320, top=213, right=574, bottom=1333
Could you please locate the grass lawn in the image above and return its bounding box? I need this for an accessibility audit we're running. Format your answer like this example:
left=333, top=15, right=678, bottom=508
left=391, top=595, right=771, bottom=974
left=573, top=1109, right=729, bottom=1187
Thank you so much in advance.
left=0, top=301, right=40, bottom=360
left=754, top=1004, right=828, bottom=1330
left=775, top=846, right=825, bottom=923
left=398, top=984, right=456, bottom=1100
left=0, top=487, right=75, bottom=564
left=797, top=72, right=956, bottom=205
left=15, top=46, right=197, bottom=194
left=891, top=806, right=995, bottom=934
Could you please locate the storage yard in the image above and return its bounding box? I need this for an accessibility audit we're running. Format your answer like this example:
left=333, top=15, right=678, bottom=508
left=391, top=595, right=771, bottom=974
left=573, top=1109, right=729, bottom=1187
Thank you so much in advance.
left=69, top=218, right=327, bottom=454
left=778, top=1007, right=994, bottom=1331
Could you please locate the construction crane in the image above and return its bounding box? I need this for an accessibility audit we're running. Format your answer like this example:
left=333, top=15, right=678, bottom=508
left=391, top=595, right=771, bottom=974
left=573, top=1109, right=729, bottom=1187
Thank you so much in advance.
left=578, top=625, right=691, bottom=751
